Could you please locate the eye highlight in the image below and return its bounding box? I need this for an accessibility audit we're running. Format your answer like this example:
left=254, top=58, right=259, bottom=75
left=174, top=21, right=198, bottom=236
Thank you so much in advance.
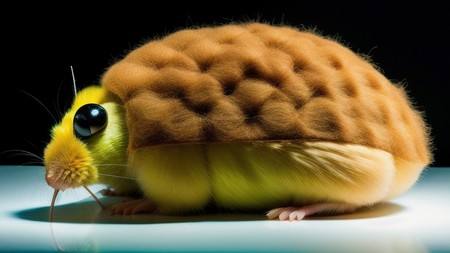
left=73, top=103, right=108, bottom=140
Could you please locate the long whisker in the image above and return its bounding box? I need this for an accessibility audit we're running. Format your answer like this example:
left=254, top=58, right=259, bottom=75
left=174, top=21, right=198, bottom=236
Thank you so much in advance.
left=49, top=189, right=60, bottom=222
left=97, top=173, right=136, bottom=181
left=17, top=161, right=44, bottom=166
left=3, top=149, right=44, bottom=162
left=19, top=90, right=57, bottom=123
left=83, top=186, right=105, bottom=209
left=3, top=150, right=44, bottom=166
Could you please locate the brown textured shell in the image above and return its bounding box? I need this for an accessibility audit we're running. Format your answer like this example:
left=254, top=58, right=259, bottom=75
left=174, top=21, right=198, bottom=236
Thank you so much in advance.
left=102, top=23, right=431, bottom=165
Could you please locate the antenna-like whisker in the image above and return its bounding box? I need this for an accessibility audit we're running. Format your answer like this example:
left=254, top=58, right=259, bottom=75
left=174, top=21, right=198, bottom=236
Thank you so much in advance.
left=49, top=189, right=60, bottom=222
left=49, top=186, right=105, bottom=223
left=70, top=66, right=77, bottom=97
left=83, top=186, right=105, bottom=209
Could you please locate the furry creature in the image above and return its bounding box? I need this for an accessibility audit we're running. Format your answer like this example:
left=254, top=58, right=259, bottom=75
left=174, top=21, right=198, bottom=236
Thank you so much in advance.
left=44, top=23, right=431, bottom=221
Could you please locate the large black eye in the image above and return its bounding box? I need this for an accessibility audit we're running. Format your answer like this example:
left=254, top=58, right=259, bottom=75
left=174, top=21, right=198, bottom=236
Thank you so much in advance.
left=73, top=103, right=108, bottom=140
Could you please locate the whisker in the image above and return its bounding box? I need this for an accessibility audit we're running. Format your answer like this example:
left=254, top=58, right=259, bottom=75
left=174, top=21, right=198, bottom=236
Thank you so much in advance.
left=83, top=186, right=105, bottom=209
left=18, top=161, right=44, bottom=166
left=19, top=90, right=57, bottom=123
left=3, top=149, right=44, bottom=162
left=97, top=173, right=136, bottom=181
left=4, top=151, right=43, bottom=162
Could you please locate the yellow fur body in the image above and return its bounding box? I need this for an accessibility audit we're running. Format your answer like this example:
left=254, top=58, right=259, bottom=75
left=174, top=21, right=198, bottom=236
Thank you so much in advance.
left=44, top=87, right=424, bottom=213
left=132, top=141, right=423, bottom=214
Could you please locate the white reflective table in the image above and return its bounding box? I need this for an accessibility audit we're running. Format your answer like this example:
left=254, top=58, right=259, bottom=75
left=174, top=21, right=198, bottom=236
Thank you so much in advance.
left=0, top=166, right=449, bottom=252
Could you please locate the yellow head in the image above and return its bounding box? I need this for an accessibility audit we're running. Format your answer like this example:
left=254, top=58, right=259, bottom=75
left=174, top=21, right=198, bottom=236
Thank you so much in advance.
left=44, top=86, right=132, bottom=191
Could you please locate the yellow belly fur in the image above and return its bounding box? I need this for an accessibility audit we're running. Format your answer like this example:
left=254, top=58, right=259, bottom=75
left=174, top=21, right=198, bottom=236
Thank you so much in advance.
left=129, top=141, right=424, bottom=214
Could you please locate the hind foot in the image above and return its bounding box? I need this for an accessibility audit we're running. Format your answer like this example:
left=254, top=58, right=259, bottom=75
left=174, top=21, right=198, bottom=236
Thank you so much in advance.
left=111, top=199, right=156, bottom=215
left=266, top=203, right=356, bottom=221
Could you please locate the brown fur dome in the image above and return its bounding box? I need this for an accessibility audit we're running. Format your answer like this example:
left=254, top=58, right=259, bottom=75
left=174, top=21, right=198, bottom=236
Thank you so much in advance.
left=102, top=22, right=431, bottom=165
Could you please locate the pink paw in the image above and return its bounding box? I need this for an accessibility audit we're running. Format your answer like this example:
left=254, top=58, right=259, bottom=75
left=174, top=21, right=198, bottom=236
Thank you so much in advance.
left=266, top=203, right=356, bottom=221
left=267, top=207, right=307, bottom=221
left=111, top=199, right=156, bottom=215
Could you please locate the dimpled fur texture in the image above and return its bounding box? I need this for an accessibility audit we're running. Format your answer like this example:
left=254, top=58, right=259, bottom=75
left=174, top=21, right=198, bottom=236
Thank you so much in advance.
left=102, top=22, right=431, bottom=165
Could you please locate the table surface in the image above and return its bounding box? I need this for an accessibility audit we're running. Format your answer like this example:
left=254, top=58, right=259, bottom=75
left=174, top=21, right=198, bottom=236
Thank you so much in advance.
left=0, top=166, right=449, bottom=253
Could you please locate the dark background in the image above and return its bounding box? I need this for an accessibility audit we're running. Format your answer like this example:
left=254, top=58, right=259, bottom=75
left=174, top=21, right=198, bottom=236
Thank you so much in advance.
left=1, top=1, right=448, bottom=166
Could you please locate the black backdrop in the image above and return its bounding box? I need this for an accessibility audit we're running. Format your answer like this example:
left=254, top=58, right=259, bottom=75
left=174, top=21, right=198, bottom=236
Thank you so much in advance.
left=1, top=1, right=449, bottom=166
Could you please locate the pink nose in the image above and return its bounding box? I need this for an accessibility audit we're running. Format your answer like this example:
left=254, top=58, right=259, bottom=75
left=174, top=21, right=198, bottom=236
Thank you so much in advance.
left=45, top=174, right=52, bottom=185
left=45, top=174, right=68, bottom=191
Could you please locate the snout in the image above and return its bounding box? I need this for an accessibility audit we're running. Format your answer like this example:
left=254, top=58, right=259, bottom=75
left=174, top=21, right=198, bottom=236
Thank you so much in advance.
left=45, top=172, right=69, bottom=191
left=44, top=131, right=98, bottom=190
